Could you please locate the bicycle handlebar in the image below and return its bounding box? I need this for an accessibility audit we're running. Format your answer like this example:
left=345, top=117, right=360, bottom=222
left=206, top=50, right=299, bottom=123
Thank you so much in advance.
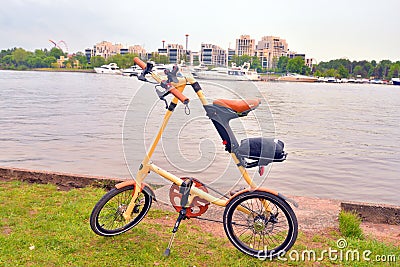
left=134, top=57, right=189, bottom=105
left=134, top=57, right=146, bottom=69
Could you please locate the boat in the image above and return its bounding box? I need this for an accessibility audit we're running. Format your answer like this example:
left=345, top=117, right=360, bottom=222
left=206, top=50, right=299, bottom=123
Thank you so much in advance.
left=192, top=63, right=209, bottom=72
left=278, top=73, right=318, bottom=82
left=121, top=65, right=142, bottom=76
left=94, top=63, right=121, bottom=74
left=370, top=79, right=384, bottom=84
left=192, top=62, right=261, bottom=81
left=392, top=78, right=400, bottom=85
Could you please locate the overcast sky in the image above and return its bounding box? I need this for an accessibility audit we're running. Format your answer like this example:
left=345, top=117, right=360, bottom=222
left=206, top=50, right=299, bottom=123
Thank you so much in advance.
left=1, top=0, right=399, bottom=62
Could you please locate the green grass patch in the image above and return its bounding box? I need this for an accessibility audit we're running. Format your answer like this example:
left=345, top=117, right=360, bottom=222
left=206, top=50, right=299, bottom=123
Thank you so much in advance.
left=0, top=181, right=398, bottom=266
left=339, top=211, right=364, bottom=239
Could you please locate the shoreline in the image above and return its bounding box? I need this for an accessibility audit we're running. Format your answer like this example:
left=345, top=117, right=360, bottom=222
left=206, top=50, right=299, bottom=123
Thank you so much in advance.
left=1, top=68, right=398, bottom=85
left=0, top=67, right=95, bottom=73
left=1, top=166, right=399, bottom=226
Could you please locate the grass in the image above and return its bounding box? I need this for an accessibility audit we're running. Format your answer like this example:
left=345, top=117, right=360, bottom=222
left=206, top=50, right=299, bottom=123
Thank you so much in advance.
left=339, top=210, right=364, bottom=239
left=0, top=181, right=399, bottom=266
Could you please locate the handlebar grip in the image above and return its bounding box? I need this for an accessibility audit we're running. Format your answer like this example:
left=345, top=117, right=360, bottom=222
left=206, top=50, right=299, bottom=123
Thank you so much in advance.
left=134, top=57, right=146, bottom=70
left=169, top=87, right=189, bottom=104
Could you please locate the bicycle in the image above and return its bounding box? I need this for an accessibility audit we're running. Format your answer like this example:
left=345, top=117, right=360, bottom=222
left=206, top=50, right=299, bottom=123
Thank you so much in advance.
left=90, top=57, right=298, bottom=258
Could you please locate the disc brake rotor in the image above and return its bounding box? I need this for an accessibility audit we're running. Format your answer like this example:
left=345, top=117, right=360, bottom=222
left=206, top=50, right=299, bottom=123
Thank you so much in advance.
left=169, top=177, right=210, bottom=218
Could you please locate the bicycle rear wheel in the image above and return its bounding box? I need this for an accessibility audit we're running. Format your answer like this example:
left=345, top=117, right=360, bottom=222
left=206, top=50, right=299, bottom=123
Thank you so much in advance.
left=90, top=185, right=152, bottom=236
left=223, top=191, right=297, bottom=259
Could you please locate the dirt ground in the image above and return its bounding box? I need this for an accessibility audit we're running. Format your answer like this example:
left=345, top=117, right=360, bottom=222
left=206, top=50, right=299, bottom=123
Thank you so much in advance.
left=153, top=187, right=400, bottom=246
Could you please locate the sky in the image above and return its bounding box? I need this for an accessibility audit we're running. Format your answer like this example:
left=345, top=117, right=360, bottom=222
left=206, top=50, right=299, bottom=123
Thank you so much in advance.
left=1, top=0, right=399, bottom=62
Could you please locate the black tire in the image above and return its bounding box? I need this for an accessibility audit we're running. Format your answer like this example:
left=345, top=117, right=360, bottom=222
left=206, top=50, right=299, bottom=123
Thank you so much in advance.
left=90, top=185, right=152, bottom=236
left=223, top=191, right=298, bottom=259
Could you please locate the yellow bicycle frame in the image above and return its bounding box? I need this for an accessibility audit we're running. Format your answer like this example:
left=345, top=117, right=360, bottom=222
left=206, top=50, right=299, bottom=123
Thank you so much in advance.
left=122, top=69, right=277, bottom=220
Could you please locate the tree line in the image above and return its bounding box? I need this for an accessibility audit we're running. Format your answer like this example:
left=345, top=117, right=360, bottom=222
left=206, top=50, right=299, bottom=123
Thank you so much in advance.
left=0, top=47, right=90, bottom=70
left=1, top=47, right=399, bottom=79
left=0, top=47, right=141, bottom=70
left=313, top=58, right=400, bottom=80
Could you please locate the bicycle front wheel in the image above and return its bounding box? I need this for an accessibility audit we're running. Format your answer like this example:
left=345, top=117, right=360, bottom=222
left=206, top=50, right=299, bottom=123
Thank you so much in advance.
left=90, top=185, right=152, bottom=236
left=223, top=191, right=298, bottom=259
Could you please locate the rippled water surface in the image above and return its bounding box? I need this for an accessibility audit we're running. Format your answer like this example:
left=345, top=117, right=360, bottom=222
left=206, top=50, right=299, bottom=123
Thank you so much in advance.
left=1, top=70, right=399, bottom=205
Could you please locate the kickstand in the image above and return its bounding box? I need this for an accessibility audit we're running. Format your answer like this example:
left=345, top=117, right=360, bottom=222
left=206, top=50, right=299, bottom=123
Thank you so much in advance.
left=164, top=208, right=187, bottom=256
left=164, top=178, right=193, bottom=256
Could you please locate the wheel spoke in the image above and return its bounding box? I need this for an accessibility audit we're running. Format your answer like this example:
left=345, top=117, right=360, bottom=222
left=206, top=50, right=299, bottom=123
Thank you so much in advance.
left=90, top=186, right=152, bottom=236
left=224, top=191, right=298, bottom=258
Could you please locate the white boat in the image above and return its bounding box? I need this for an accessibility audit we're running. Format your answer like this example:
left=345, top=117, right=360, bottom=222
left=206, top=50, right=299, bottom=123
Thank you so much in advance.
left=94, top=63, right=121, bottom=74
left=192, top=63, right=209, bottom=72
left=192, top=62, right=260, bottom=81
left=392, top=78, right=400, bottom=85
left=370, top=79, right=384, bottom=84
left=277, top=73, right=318, bottom=82
left=121, top=65, right=142, bottom=76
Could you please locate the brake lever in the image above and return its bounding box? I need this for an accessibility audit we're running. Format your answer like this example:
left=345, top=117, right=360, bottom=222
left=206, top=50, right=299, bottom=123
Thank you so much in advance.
left=138, top=61, right=154, bottom=81
left=155, top=85, right=169, bottom=109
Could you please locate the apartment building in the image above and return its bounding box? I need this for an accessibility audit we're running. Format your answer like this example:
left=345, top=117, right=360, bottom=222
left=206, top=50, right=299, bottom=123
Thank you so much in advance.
left=200, top=43, right=227, bottom=66
left=168, top=44, right=184, bottom=64
left=235, top=35, right=255, bottom=56
left=255, top=36, right=288, bottom=69
left=85, top=41, right=146, bottom=62
left=156, top=44, right=185, bottom=64
left=227, top=48, right=235, bottom=62
left=92, top=41, right=123, bottom=59
left=128, top=45, right=147, bottom=58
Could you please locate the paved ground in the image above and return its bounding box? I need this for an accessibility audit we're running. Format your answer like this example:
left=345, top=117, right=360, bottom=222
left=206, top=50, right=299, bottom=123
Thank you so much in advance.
left=154, top=185, right=400, bottom=245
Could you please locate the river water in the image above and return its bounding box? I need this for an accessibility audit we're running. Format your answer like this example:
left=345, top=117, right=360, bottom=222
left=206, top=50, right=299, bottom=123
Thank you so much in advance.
left=1, top=70, right=399, bottom=205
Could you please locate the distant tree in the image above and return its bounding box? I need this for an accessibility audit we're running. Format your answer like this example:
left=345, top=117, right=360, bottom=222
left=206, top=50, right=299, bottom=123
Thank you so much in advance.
left=250, top=56, right=262, bottom=72
left=377, top=60, right=392, bottom=79
left=0, top=48, right=15, bottom=59
left=48, top=47, right=65, bottom=59
left=73, top=52, right=88, bottom=68
left=388, top=62, right=400, bottom=78
left=277, top=56, right=289, bottom=73
left=12, top=48, right=30, bottom=65
left=89, top=56, right=105, bottom=68
left=106, top=53, right=139, bottom=69
left=34, top=49, right=46, bottom=59
left=314, top=69, right=323, bottom=77
left=353, top=65, right=365, bottom=77
left=150, top=52, right=170, bottom=64
left=337, top=65, right=349, bottom=78
left=43, top=56, right=57, bottom=67
left=1, top=55, right=14, bottom=68
left=26, top=56, right=42, bottom=68
left=287, top=57, right=308, bottom=74
left=324, top=68, right=338, bottom=78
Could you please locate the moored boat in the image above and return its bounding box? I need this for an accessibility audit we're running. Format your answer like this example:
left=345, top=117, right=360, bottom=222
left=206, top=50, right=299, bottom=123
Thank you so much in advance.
left=392, top=78, right=400, bottom=85
left=192, top=62, right=260, bottom=81
left=94, top=63, right=121, bottom=74
left=121, top=65, right=142, bottom=76
left=278, top=73, right=318, bottom=82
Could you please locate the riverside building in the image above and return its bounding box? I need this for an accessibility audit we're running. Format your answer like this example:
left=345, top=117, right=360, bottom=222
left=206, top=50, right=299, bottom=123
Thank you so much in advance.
left=200, top=43, right=227, bottom=66
left=255, top=36, right=288, bottom=69
left=235, top=35, right=255, bottom=56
